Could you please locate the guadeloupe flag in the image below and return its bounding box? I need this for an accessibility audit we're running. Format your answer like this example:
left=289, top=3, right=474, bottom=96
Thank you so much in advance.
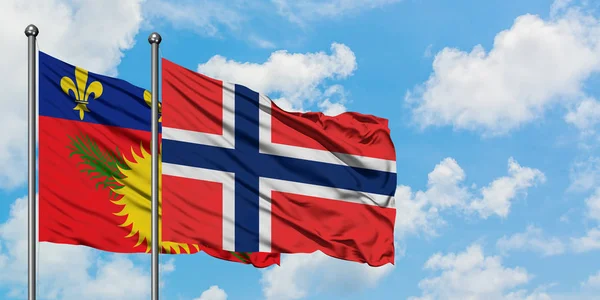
left=37, top=51, right=279, bottom=267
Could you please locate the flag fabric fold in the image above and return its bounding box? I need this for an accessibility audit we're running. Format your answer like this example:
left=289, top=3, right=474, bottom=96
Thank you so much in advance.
left=38, top=51, right=279, bottom=267
left=161, top=58, right=397, bottom=267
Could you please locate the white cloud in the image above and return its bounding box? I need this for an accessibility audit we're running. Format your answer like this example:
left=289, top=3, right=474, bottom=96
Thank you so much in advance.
left=571, top=228, right=600, bottom=253
left=394, top=185, right=444, bottom=238
left=395, top=157, right=545, bottom=238
left=260, top=252, right=394, bottom=300
left=272, top=98, right=305, bottom=113
left=504, top=288, right=553, bottom=300
left=406, top=4, right=600, bottom=135
left=160, top=258, right=176, bottom=273
left=394, top=157, right=468, bottom=238
left=316, top=85, right=348, bottom=116
left=317, top=99, right=347, bottom=116
left=409, top=244, right=542, bottom=300
left=194, top=285, right=228, bottom=300
left=550, top=0, right=575, bottom=17
left=496, top=225, right=566, bottom=257
left=272, top=0, right=402, bottom=25
left=143, top=0, right=280, bottom=49
left=64, top=255, right=150, bottom=300
left=566, top=165, right=600, bottom=255
left=565, top=97, right=600, bottom=135
left=143, top=0, right=243, bottom=37
left=424, top=44, right=434, bottom=58
left=0, top=196, right=156, bottom=299
left=248, top=35, right=277, bottom=49
left=0, top=0, right=144, bottom=189
left=422, top=157, right=470, bottom=209
left=585, top=188, right=600, bottom=221
left=568, top=180, right=600, bottom=254
left=581, top=270, right=600, bottom=289
left=197, top=43, right=356, bottom=112
left=569, top=157, right=600, bottom=192
left=468, top=158, right=546, bottom=218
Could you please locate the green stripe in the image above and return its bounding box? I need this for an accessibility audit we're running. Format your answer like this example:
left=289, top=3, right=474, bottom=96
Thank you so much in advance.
left=230, top=251, right=249, bottom=263
left=240, top=252, right=252, bottom=261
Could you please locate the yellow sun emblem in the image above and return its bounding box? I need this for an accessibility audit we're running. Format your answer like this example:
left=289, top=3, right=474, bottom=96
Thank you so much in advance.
left=110, top=144, right=198, bottom=254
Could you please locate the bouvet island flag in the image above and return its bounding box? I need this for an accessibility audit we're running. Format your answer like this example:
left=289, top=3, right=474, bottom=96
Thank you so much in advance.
left=161, top=59, right=397, bottom=266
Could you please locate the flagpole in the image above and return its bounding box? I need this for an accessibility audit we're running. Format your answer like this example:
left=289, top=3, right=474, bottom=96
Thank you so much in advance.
left=24, top=24, right=39, bottom=300
left=25, top=24, right=39, bottom=300
left=149, top=32, right=162, bottom=300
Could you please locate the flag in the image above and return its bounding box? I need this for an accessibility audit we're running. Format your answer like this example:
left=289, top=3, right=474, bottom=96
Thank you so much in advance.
left=161, top=59, right=397, bottom=266
left=38, top=51, right=279, bottom=267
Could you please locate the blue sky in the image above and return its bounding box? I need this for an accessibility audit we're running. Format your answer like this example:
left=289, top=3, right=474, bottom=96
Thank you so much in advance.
left=2, top=0, right=600, bottom=299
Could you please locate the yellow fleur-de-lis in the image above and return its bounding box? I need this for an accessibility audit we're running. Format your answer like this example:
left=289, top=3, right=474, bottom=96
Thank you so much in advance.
left=60, top=66, right=103, bottom=120
left=144, top=90, right=162, bottom=122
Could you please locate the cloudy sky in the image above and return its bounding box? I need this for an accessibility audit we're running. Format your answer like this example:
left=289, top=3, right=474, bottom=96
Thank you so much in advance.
left=2, top=0, right=600, bottom=299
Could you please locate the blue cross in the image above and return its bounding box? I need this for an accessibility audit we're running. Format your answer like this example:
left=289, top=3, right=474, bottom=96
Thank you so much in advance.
left=162, top=85, right=397, bottom=252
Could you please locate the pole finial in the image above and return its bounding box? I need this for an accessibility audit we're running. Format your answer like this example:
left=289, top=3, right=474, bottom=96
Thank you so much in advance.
left=24, top=24, right=39, bottom=37
left=148, top=32, right=162, bottom=44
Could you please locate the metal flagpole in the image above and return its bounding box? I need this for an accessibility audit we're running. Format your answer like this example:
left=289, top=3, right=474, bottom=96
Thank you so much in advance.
left=148, top=32, right=162, bottom=300
left=25, top=24, right=39, bottom=300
